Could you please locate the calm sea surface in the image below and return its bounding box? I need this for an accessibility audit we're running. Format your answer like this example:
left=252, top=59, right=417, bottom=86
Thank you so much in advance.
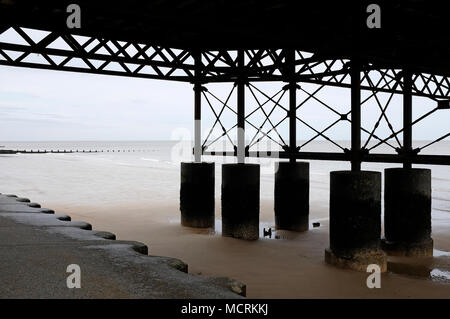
left=1, top=140, right=449, bottom=216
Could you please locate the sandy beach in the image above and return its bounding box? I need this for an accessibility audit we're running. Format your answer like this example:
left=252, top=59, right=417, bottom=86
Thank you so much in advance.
left=1, top=141, right=450, bottom=298
left=51, top=200, right=450, bottom=298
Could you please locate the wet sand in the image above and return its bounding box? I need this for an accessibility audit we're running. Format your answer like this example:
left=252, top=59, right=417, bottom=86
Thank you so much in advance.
left=50, top=199, right=450, bottom=298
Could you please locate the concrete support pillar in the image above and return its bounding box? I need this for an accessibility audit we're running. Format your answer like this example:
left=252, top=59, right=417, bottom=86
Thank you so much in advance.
left=274, top=161, right=309, bottom=232
left=325, top=171, right=387, bottom=272
left=382, top=168, right=433, bottom=257
left=222, top=163, right=260, bottom=240
left=180, top=162, right=215, bottom=228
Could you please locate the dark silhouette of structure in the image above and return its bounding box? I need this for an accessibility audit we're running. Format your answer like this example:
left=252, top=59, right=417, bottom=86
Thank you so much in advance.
left=1, top=1, right=448, bottom=270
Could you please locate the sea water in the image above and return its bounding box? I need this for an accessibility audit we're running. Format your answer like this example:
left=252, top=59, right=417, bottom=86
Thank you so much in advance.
left=1, top=140, right=450, bottom=216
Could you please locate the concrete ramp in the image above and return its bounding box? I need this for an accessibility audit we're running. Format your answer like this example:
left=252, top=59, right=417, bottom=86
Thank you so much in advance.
left=0, top=194, right=245, bottom=298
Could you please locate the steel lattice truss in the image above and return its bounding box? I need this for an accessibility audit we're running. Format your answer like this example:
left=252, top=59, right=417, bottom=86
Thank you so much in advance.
left=1, top=26, right=450, bottom=165
left=1, top=27, right=450, bottom=98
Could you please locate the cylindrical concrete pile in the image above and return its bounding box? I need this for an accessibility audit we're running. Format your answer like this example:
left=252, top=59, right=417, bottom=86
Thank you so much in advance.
left=180, top=162, right=215, bottom=228
left=325, top=170, right=387, bottom=272
left=383, top=168, right=433, bottom=257
left=222, top=163, right=260, bottom=240
left=274, top=161, right=310, bottom=232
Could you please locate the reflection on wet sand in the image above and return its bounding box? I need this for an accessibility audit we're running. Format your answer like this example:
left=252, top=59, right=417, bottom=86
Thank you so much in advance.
left=387, top=250, right=450, bottom=283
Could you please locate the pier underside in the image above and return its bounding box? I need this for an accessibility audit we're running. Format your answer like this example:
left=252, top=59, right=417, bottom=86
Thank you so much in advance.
left=1, top=1, right=449, bottom=272
left=1, top=0, right=450, bottom=166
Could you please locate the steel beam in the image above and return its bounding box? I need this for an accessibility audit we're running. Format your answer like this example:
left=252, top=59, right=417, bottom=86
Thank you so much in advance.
left=351, top=59, right=361, bottom=171
left=202, top=151, right=450, bottom=166
left=1, top=26, right=450, bottom=169
left=286, top=49, right=297, bottom=163
left=2, top=29, right=450, bottom=100
left=403, top=70, right=413, bottom=168
left=193, top=51, right=202, bottom=163
left=237, top=49, right=246, bottom=163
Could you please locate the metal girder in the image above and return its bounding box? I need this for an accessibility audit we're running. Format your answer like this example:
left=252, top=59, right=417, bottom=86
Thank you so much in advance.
left=2, top=26, right=450, bottom=167
left=2, top=27, right=450, bottom=100
left=199, top=69, right=450, bottom=166
left=202, top=151, right=450, bottom=166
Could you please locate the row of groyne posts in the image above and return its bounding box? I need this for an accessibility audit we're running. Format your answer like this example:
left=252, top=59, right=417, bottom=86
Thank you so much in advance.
left=180, top=54, right=433, bottom=272
left=4, top=150, right=150, bottom=154
left=11, top=150, right=146, bottom=154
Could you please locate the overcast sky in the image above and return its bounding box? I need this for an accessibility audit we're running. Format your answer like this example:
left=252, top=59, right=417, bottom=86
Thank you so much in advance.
left=0, top=65, right=193, bottom=141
